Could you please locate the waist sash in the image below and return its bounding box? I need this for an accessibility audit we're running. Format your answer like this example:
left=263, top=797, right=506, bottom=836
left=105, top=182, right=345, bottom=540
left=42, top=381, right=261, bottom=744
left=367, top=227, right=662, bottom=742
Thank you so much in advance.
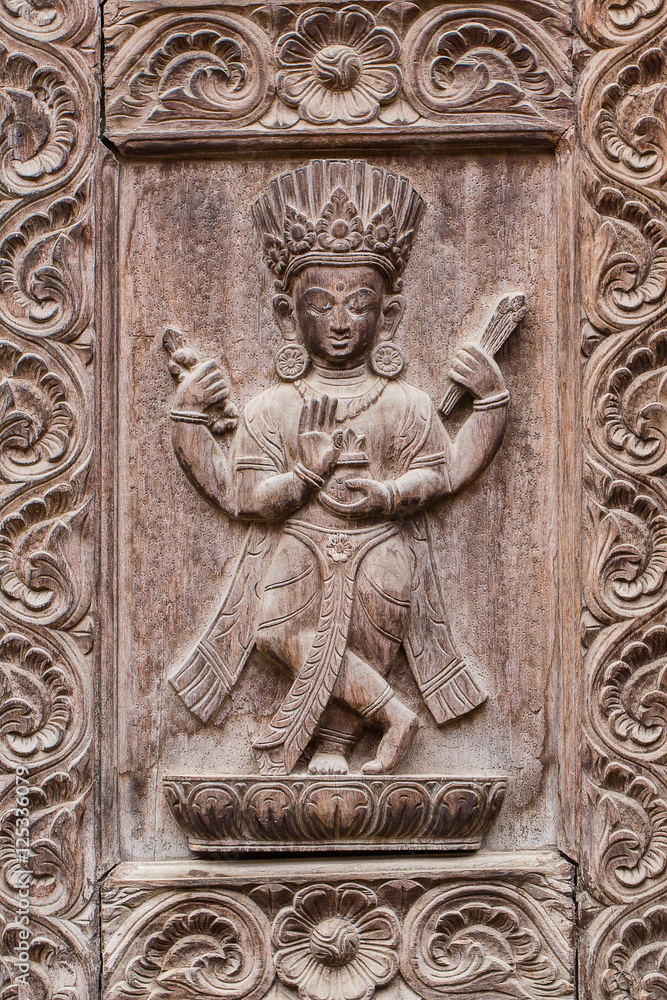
left=253, top=519, right=398, bottom=774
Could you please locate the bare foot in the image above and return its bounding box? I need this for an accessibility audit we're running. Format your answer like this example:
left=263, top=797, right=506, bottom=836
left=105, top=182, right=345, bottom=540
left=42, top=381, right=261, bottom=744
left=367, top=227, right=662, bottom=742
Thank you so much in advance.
left=361, top=698, right=418, bottom=774
left=309, top=751, right=349, bottom=775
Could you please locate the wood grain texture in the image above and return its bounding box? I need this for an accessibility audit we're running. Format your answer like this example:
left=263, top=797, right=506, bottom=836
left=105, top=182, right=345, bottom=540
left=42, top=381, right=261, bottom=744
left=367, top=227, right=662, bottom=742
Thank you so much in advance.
left=111, top=150, right=571, bottom=861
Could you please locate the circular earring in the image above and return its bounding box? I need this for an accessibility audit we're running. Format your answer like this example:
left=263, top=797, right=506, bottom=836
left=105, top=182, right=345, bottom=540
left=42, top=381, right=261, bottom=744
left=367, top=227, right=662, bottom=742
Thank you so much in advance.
left=371, top=343, right=405, bottom=378
left=275, top=343, right=310, bottom=381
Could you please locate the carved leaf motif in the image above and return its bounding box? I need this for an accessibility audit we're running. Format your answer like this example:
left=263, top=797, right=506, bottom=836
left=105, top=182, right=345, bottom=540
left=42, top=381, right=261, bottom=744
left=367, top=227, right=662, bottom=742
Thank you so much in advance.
left=598, top=329, right=667, bottom=472
left=402, top=9, right=572, bottom=127
left=0, top=477, right=92, bottom=627
left=107, top=895, right=274, bottom=1000
left=596, top=42, right=667, bottom=180
left=603, top=904, right=667, bottom=1000
left=600, top=0, right=664, bottom=30
left=600, top=625, right=667, bottom=753
left=116, top=30, right=248, bottom=121
left=402, top=889, right=572, bottom=1000
left=586, top=756, right=667, bottom=895
left=587, top=186, right=667, bottom=327
left=0, top=182, right=91, bottom=340
left=0, top=630, right=71, bottom=760
left=586, top=473, right=667, bottom=619
left=0, top=45, right=76, bottom=190
left=0, top=0, right=93, bottom=38
left=106, top=16, right=273, bottom=129
left=0, top=340, right=74, bottom=479
left=0, top=767, right=90, bottom=913
left=430, top=24, right=572, bottom=114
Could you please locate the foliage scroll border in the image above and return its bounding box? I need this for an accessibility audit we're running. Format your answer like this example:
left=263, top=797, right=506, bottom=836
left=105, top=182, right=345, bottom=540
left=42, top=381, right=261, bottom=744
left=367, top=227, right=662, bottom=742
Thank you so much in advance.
left=0, top=0, right=99, bottom=996
left=579, top=0, right=667, bottom=991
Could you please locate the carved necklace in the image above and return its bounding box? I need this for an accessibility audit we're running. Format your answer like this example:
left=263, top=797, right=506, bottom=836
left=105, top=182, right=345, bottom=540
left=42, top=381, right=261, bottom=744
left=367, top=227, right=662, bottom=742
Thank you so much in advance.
left=293, top=375, right=388, bottom=421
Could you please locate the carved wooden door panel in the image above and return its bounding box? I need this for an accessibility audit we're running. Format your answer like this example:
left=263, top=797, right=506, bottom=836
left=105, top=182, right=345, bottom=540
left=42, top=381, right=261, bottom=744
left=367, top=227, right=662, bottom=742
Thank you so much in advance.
left=0, top=0, right=665, bottom=997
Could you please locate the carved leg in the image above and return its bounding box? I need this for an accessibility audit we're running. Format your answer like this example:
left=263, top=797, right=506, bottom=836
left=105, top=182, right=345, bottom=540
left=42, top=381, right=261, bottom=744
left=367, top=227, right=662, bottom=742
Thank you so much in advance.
left=309, top=705, right=364, bottom=775
left=333, top=649, right=418, bottom=774
left=337, top=536, right=417, bottom=773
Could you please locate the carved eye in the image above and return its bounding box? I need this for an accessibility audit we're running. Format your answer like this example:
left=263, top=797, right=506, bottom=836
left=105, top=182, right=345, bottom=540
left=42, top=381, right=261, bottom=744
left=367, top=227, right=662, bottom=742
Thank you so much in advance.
left=346, top=288, right=377, bottom=315
left=303, top=289, right=335, bottom=314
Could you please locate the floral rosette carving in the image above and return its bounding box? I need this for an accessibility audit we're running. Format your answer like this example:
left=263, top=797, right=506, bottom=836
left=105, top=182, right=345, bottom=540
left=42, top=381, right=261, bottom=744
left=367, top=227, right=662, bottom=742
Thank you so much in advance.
left=275, top=6, right=401, bottom=125
left=272, top=882, right=400, bottom=1000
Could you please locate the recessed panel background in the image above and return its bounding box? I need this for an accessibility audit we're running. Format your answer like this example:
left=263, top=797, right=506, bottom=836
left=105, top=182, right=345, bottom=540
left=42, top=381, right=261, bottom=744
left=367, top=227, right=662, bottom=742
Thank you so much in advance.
left=116, top=151, right=562, bottom=859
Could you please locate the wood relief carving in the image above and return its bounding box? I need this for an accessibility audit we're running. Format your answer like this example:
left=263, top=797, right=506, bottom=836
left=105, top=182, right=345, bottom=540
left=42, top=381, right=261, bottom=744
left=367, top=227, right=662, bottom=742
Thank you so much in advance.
left=163, top=775, right=506, bottom=852
left=163, top=159, right=517, bottom=789
left=103, top=2, right=574, bottom=149
left=1, top=0, right=661, bottom=983
left=102, top=854, right=574, bottom=1000
left=0, top=0, right=97, bottom=985
left=581, top=0, right=667, bottom=979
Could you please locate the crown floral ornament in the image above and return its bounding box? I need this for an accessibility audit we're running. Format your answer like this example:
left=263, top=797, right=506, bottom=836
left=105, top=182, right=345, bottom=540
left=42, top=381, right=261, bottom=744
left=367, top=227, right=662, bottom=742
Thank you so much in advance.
left=253, top=160, right=425, bottom=292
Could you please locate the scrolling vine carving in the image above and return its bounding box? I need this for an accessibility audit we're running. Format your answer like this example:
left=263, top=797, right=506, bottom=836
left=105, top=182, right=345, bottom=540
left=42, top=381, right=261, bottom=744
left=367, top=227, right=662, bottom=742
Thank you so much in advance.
left=103, top=3, right=574, bottom=149
left=0, top=0, right=97, bottom=983
left=581, top=0, right=667, bottom=982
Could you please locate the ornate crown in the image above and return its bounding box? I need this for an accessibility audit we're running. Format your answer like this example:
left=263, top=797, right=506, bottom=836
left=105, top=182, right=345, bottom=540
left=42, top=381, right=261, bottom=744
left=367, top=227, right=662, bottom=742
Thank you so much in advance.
left=252, top=159, right=425, bottom=292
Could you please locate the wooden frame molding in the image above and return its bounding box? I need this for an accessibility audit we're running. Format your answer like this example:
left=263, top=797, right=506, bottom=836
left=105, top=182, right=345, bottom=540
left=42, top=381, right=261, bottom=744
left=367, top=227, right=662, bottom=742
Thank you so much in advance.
left=0, top=0, right=666, bottom=995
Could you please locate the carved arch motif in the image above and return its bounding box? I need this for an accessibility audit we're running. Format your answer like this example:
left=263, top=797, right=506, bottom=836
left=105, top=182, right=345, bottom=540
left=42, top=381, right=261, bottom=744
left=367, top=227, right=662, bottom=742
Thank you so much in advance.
left=402, top=7, right=573, bottom=126
left=105, top=14, right=274, bottom=133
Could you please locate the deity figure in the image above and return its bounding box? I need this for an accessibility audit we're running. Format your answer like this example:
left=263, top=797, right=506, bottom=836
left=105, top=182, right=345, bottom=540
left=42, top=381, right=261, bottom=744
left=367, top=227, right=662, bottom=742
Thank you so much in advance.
left=164, top=159, right=513, bottom=777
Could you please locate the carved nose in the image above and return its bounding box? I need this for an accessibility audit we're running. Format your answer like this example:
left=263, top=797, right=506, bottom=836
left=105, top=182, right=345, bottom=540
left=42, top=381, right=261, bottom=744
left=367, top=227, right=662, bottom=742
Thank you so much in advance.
left=331, top=307, right=350, bottom=334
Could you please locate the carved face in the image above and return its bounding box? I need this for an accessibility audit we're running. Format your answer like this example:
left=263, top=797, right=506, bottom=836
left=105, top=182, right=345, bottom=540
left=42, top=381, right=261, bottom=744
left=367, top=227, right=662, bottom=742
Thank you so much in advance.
left=284, top=264, right=402, bottom=366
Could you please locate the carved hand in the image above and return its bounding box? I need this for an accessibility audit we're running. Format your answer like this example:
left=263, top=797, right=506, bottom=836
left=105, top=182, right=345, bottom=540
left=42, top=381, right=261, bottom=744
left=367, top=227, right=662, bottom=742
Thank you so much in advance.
left=344, top=478, right=393, bottom=516
left=448, top=343, right=506, bottom=400
left=173, top=359, right=239, bottom=433
left=297, top=397, right=343, bottom=479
